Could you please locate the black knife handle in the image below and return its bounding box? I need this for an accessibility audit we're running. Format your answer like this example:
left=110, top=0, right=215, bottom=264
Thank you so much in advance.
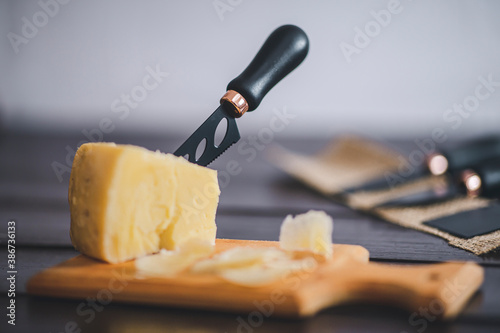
left=226, top=25, right=309, bottom=112
left=465, top=157, right=500, bottom=198
left=442, top=137, right=500, bottom=173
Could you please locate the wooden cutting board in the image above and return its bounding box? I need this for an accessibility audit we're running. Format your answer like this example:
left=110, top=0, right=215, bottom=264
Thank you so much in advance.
left=27, top=239, right=483, bottom=318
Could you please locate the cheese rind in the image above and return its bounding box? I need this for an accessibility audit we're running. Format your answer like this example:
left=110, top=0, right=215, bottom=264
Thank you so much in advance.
left=69, top=143, right=219, bottom=263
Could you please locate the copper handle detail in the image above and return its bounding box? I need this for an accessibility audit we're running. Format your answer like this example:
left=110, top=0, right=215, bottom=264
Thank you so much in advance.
left=220, top=90, right=249, bottom=118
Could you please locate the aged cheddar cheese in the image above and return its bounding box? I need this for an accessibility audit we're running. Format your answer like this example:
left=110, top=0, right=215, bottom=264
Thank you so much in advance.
left=69, top=142, right=220, bottom=263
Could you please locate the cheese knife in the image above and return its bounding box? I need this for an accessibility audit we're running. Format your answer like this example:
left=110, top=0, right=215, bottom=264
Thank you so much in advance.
left=378, top=156, right=500, bottom=207
left=174, top=25, right=309, bottom=166
left=346, top=136, right=500, bottom=193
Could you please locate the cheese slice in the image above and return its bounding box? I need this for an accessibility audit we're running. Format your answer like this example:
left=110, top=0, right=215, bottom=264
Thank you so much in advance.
left=190, top=246, right=289, bottom=273
left=133, top=210, right=334, bottom=286
left=190, top=246, right=318, bottom=286
left=131, top=209, right=333, bottom=286
left=135, top=238, right=214, bottom=277
left=69, top=142, right=220, bottom=263
left=219, top=256, right=316, bottom=287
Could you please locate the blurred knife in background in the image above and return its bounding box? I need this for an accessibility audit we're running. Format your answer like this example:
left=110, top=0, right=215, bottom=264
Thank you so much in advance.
left=378, top=155, right=500, bottom=207
left=347, top=136, right=500, bottom=193
left=427, top=136, right=500, bottom=177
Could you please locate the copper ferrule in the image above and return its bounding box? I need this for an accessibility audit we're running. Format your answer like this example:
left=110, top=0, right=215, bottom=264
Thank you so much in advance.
left=460, top=169, right=482, bottom=197
left=220, top=90, right=248, bottom=118
left=427, top=153, right=449, bottom=176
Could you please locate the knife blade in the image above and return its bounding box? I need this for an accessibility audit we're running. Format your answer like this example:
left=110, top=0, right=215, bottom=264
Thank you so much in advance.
left=378, top=156, right=500, bottom=207
left=173, top=104, right=240, bottom=166
left=174, top=25, right=309, bottom=166
left=346, top=136, right=500, bottom=193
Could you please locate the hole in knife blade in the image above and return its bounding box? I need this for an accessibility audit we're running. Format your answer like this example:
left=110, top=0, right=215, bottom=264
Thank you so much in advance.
left=195, top=138, right=207, bottom=161
left=214, top=117, right=228, bottom=148
left=182, top=154, right=189, bottom=160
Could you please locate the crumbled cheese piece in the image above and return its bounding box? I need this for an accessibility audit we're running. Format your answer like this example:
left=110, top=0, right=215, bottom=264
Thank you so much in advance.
left=279, top=210, right=333, bottom=258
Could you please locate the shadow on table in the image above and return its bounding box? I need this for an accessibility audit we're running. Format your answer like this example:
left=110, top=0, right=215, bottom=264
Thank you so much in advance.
left=18, top=294, right=482, bottom=333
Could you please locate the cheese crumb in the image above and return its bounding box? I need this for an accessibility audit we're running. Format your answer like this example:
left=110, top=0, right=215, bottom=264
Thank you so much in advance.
left=279, top=210, right=334, bottom=258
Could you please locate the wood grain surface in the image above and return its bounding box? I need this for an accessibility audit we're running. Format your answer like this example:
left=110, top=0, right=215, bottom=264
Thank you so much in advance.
left=2, top=133, right=500, bottom=332
left=27, top=239, right=483, bottom=318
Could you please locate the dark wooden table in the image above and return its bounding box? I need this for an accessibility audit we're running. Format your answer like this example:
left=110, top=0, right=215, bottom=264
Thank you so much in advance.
left=1, top=133, right=499, bottom=333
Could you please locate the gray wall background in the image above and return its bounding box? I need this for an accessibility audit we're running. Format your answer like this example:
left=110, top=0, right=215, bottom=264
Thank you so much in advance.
left=1, top=0, right=499, bottom=139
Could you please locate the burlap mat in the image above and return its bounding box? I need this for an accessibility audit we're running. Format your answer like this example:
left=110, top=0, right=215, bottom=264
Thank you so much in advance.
left=374, top=197, right=498, bottom=255
left=268, top=136, right=500, bottom=255
left=346, top=175, right=448, bottom=210
left=267, top=136, right=401, bottom=195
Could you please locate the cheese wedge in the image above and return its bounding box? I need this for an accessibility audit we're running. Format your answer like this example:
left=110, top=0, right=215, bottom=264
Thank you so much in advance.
left=69, top=142, right=220, bottom=263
